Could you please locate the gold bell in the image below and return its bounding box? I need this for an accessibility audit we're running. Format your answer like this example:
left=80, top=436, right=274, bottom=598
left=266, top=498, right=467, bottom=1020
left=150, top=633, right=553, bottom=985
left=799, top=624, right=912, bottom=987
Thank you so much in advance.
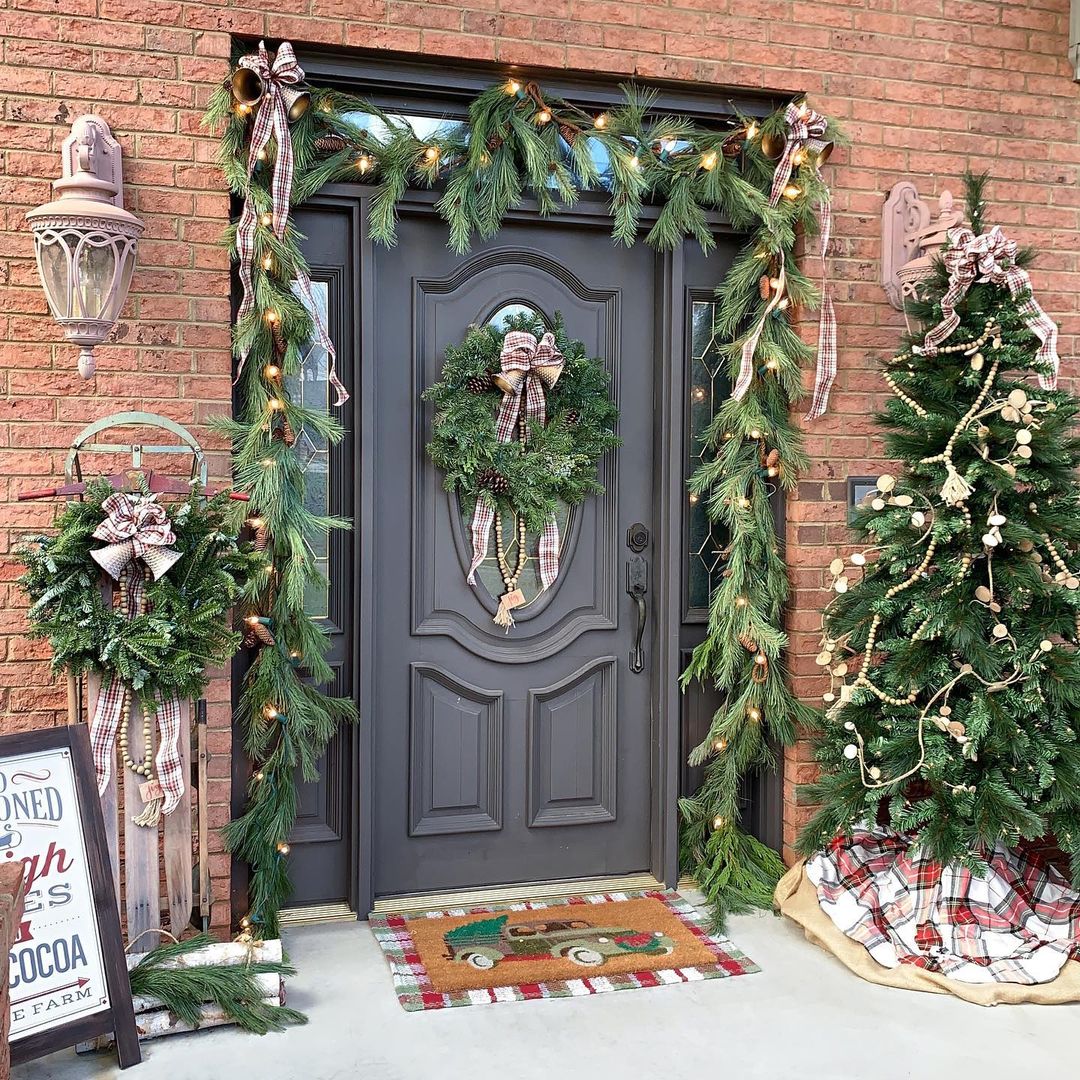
left=534, top=364, right=562, bottom=389
left=230, top=66, right=264, bottom=108
left=492, top=369, right=524, bottom=394
left=815, top=140, right=834, bottom=166
left=759, top=130, right=786, bottom=161
left=282, top=86, right=311, bottom=122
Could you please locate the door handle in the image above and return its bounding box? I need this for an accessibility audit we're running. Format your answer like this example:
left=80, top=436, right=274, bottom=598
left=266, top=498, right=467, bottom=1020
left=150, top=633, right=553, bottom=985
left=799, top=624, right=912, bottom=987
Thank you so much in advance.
left=626, top=555, right=648, bottom=674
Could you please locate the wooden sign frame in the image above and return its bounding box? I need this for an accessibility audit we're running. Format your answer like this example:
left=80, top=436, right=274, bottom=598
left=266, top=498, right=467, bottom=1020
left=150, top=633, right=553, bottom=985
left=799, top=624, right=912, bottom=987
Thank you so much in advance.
left=4, top=724, right=140, bottom=1069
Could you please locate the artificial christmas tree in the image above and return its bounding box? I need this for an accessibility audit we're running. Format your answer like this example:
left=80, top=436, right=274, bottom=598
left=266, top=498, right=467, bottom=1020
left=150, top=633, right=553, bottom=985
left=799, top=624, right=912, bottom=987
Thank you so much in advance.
left=794, top=175, right=1080, bottom=990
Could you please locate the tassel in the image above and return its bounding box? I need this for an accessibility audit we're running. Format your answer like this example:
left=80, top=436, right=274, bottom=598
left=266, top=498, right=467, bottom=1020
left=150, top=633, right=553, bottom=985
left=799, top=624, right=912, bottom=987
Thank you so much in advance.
left=940, top=462, right=973, bottom=506
left=493, top=596, right=515, bottom=633
left=133, top=778, right=164, bottom=828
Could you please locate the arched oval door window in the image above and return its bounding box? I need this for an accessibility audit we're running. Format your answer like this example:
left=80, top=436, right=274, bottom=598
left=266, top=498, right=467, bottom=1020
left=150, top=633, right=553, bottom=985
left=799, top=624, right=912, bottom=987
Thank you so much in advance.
left=460, top=301, right=574, bottom=618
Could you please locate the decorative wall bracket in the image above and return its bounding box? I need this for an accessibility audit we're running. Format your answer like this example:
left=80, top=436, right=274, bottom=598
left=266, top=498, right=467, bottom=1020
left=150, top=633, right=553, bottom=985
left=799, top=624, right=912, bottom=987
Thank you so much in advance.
left=881, top=182, right=965, bottom=309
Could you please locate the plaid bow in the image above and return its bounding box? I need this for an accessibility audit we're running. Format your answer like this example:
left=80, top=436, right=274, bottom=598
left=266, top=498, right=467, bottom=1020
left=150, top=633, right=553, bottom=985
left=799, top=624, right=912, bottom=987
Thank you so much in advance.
left=466, top=331, right=565, bottom=594
left=91, top=492, right=181, bottom=581
left=921, top=225, right=1060, bottom=390
left=768, top=102, right=829, bottom=209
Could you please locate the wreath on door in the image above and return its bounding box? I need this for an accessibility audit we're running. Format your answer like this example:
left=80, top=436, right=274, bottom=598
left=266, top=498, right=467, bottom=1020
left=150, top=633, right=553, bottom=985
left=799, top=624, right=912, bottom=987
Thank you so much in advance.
left=423, top=312, right=619, bottom=628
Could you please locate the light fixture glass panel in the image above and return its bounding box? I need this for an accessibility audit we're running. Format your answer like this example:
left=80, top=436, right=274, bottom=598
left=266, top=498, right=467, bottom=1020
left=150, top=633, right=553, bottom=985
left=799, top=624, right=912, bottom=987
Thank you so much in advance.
left=37, top=238, right=72, bottom=319
left=73, top=240, right=116, bottom=320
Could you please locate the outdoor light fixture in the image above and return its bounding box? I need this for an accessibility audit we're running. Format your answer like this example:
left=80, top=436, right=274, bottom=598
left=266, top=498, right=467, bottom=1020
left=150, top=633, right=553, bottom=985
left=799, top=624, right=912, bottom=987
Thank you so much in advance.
left=26, top=115, right=144, bottom=378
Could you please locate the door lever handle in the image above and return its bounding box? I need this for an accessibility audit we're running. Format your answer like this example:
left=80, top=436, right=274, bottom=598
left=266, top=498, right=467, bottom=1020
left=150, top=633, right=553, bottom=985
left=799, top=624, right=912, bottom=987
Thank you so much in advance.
left=626, top=555, right=648, bottom=674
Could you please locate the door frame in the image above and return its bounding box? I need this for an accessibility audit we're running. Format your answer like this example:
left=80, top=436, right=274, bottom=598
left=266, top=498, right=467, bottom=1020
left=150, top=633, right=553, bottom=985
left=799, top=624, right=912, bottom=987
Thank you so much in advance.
left=233, top=46, right=784, bottom=919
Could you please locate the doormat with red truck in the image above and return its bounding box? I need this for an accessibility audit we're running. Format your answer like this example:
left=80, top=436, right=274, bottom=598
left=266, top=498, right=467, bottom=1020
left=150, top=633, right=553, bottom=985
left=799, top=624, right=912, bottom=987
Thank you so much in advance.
left=368, top=890, right=759, bottom=1011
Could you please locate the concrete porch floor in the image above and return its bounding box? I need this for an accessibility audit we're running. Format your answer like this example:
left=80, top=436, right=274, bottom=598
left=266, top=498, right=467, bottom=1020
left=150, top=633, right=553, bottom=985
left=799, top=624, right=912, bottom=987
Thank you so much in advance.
left=18, top=897, right=1077, bottom=1080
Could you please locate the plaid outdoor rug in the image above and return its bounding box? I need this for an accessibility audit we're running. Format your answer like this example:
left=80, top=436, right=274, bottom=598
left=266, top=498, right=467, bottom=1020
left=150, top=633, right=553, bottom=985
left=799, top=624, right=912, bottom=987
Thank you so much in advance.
left=368, top=889, right=759, bottom=1011
left=808, top=828, right=1080, bottom=985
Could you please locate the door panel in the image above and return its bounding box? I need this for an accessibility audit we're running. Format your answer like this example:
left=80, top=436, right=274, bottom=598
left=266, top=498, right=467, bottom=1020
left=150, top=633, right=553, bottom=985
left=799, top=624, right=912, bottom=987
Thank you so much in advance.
left=372, top=209, right=657, bottom=899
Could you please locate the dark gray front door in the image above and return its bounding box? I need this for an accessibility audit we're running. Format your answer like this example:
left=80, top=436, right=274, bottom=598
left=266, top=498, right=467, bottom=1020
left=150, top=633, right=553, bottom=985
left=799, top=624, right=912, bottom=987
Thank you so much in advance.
left=371, top=206, right=658, bottom=899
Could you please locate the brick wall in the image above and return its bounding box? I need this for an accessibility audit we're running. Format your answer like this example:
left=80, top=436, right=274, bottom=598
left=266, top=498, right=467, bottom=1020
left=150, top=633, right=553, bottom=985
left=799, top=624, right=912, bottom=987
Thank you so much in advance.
left=1, top=0, right=1077, bottom=909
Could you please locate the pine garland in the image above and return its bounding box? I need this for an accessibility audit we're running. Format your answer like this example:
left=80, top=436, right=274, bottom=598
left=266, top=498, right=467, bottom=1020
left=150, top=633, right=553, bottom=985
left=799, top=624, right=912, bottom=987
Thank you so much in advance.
left=423, top=311, right=619, bottom=531
left=206, top=51, right=842, bottom=934
left=678, top=109, right=844, bottom=929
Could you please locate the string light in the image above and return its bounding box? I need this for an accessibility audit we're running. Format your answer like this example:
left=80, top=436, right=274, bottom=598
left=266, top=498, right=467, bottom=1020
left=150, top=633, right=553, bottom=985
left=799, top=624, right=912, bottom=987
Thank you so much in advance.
left=536, top=108, right=552, bottom=124
left=777, top=297, right=790, bottom=310
left=754, top=653, right=767, bottom=668
left=748, top=706, right=762, bottom=722
left=712, top=816, right=727, bottom=830
left=630, top=154, right=641, bottom=171
left=277, top=842, right=290, bottom=856
left=263, top=364, right=280, bottom=380
left=749, top=428, right=762, bottom=439
left=268, top=397, right=283, bottom=411
left=424, top=146, right=439, bottom=163
left=506, top=79, right=521, bottom=95
left=261, top=457, right=275, bottom=468
left=714, top=738, right=728, bottom=753
left=692, top=386, right=706, bottom=402
left=769, top=277, right=782, bottom=292
left=237, top=103, right=252, bottom=116
left=689, top=492, right=699, bottom=505
left=765, top=358, right=779, bottom=371
left=248, top=516, right=264, bottom=530
left=737, top=497, right=751, bottom=509
left=797, top=101, right=810, bottom=119
left=700, top=150, right=718, bottom=171
left=767, top=465, right=780, bottom=477
left=262, top=704, right=278, bottom=719
left=594, top=113, right=608, bottom=129
left=259, top=213, right=272, bottom=227
left=782, top=183, right=801, bottom=200
left=256, top=148, right=268, bottom=162
left=746, top=122, right=758, bottom=139
left=262, top=253, right=273, bottom=271
left=265, top=310, right=279, bottom=325
left=735, top=596, right=749, bottom=607
left=357, top=154, right=372, bottom=173
left=255, top=770, right=265, bottom=782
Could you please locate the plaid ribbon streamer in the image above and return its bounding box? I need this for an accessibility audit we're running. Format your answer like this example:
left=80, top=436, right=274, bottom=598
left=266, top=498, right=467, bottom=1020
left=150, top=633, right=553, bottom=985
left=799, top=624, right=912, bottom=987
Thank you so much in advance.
left=768, top=102, right=829, bottom=209
left=234, top=41, right=303, bottom=328
left=88, top=526, right=186, bottom=814
left=293, top=271, right=349, bottom=407
left=808, top=828, right=1080, bottom=985
left=805, top=189, right=836, bottom=420
left=731, top=255, right=786, bottom=402
left=466, top=331, right=565, bottom=591
left=90, top=671, right=127, bottom=798
left=91, top=492, right=181, bottom=581
left=153, top=689, right=185, bottom=815
left=920, top=225, right=1060, bottom=390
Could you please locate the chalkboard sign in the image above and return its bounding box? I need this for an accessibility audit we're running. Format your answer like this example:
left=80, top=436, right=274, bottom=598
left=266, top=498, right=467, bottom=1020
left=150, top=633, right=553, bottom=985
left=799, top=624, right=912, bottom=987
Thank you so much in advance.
left=4, top=725, right=139, bottom=1069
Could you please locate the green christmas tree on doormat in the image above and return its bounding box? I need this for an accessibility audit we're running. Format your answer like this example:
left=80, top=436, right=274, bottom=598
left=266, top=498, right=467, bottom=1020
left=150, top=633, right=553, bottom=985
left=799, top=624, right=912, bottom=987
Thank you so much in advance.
left=794, top=174, right=1080, bottom=987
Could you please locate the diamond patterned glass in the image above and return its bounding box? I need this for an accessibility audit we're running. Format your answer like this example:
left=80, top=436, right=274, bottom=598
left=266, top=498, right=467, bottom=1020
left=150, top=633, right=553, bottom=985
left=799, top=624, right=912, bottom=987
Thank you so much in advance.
left=288, top=279, right=332, bottom=620
left=687, top=299, right=729, bottom=617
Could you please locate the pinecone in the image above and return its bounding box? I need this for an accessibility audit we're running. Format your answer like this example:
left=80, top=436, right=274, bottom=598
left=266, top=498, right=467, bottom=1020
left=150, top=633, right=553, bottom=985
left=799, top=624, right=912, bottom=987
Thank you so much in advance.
left=486, top=133, right=505, bottom=152
left=270, top=317, right=287, bottom=358
left=314, top=133, right=347, bottom=153
left=466, top=374, right=492, bottom=394
left=564, top=409, right=581, bottom=427
left=722, top=136, right=742, bottom=159
left=272, top=415, right=296, bottom=447
left=758, top=275, right=772, bottom=301
left=558, top=122, right=579, bottom=146
left=252, top=520, right=270, bottom=551
left=477, top=468, right=509, bottom=495
left=242, top=627, right=259, bottom=649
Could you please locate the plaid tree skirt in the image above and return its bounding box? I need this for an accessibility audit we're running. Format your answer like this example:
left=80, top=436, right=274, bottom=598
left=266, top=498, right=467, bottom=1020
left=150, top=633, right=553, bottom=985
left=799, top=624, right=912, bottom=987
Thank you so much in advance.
left=807, top=829, right=1080, bottom=985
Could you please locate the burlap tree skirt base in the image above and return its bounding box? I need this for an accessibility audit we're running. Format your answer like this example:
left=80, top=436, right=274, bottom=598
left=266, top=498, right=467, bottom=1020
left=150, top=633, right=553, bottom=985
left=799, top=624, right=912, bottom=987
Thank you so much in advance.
left=775, top=861, right=1080, bottom=1006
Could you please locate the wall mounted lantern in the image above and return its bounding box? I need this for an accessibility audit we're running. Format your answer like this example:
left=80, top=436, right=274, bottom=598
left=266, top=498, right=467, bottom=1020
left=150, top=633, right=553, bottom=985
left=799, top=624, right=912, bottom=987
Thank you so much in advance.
left=880, top=182, right=965, bottom=321
left=26, top=116, right=144, bottom=379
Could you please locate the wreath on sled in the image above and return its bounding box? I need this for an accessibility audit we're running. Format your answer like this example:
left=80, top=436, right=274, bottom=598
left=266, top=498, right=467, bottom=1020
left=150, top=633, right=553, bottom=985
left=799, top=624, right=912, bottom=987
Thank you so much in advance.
left=423, top=312, right=619, bottom=628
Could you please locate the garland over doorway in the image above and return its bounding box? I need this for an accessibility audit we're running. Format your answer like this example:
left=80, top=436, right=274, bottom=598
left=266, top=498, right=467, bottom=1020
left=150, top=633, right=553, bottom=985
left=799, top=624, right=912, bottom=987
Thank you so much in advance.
left=207, top=40, right=842, bottom=932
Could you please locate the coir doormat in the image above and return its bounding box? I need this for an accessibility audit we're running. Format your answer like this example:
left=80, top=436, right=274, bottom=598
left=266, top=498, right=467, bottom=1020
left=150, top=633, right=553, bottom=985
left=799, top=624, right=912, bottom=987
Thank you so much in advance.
left=369, top=890, right=759, bottom=1011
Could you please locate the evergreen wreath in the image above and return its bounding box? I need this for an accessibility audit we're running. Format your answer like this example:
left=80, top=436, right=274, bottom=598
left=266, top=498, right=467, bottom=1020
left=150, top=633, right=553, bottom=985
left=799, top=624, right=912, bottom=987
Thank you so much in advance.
left=423, top=311, right=619, bottom=532
left=17, top=478, right=258, bottom=708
